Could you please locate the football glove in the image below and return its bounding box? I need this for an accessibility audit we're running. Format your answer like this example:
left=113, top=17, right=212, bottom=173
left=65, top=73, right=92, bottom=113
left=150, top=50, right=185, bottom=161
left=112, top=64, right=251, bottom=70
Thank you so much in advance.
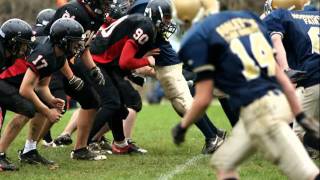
left=284, top=69, right=307, bottom=83
left=68, top=75, right=84, bottom=91
left=172, top=123, right=187, bottom=146
left=296, top=112, right=320, bottom=140
left=90, top=66, right=105, bottom=86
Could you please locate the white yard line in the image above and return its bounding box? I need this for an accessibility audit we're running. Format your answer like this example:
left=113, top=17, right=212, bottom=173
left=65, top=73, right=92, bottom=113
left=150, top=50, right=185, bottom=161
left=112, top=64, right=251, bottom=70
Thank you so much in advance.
left=158, top=154, right=206, bottom=180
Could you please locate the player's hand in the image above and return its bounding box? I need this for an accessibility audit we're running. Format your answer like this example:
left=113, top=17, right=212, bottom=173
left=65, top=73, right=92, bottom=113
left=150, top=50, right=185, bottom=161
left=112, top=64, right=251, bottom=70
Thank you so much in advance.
left=144, top=48, right=160, bottom=57
left=68, top=75, right=84, bottom=91
left=296, top=112, right=320, bottom=140
left=284, top=69, right=307, bottom=83
left=90, top=66, right=105, bottom=86
left=45, top=108, right=63, bottom=123
left=147, top=56, right=155, bottom=67
left=50, top=98, right=65, bottom=113
left=172, top=123, right=187, bottom=146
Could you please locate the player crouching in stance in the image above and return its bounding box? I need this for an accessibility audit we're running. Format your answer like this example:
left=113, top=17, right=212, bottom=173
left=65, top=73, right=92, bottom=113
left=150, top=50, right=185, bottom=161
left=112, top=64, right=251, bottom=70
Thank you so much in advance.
left=171, top=0, right=320, bottom=180
left=0, top=18, right=87, bottom=171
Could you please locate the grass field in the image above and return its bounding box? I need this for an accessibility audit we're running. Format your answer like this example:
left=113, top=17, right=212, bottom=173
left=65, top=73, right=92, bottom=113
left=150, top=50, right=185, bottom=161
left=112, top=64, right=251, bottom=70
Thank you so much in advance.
left=0, top=102, right=308, bottom=180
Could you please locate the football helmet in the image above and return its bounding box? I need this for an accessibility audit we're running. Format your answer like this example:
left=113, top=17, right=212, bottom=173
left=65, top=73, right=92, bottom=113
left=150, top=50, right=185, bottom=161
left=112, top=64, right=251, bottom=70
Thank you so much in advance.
left=172, top=0, right=219, bottom=29
left=0, top=18, right=33, bottom=58
left=144, top=0, right=177, bottom=40
left=264, top=0, right=310, bottom=14
left=107, top=0, right=130, bottom=19
left=36, top=8, right=56, bottom=26
left=50, top=18, right=85, bottom=57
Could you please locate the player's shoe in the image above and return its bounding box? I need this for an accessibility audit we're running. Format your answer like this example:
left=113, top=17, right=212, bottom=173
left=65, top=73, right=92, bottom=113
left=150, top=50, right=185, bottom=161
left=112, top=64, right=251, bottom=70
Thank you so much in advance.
left=127, top=139, right=148, bottom=154
left=99, top=137, right=112, bottom=151
left=88, top=142, right=112, bottom=155
left=217, top=129, right=227, bottom=140
left=0, top=153, right=18, bottom=171
left=112, top=142, right=144, bottom=155
left=202, top=136, right=224, bottom=154
left=54, top=134, right=72, bottom=146
left=18, top=149, right=55, bottom=165
left=71, top=147, right=107, bottom=160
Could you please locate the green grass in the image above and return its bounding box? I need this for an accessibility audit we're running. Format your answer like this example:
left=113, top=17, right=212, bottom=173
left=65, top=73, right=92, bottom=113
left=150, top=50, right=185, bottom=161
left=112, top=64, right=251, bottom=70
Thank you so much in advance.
left=0, top=103, right=306, bottom=179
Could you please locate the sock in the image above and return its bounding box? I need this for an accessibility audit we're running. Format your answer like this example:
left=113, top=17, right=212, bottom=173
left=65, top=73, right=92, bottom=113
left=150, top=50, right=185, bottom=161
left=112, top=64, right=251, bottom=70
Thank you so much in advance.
left=23, top=139, right=37, bottom=154
left=43, top=131, right=53, bottom=143
left=114, top=141, right=128, bottom=148
left=125, top=138, right=132, bottom=143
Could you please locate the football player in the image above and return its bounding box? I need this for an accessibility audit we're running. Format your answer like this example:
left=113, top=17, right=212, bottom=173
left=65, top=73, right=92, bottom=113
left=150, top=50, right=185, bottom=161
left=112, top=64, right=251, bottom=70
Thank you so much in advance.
left=42, top=0, right=110, bottom=159
left=87, top=0, right=161, bottom=154
left=0, top=18, right=93, bottom=171
left=263, top=0, right=320, bottom=150
left=171, top=0, right=320, bottom=179
left=128, top=0, right=227, bottom=154
left=0, top=19, right=35, bottom=171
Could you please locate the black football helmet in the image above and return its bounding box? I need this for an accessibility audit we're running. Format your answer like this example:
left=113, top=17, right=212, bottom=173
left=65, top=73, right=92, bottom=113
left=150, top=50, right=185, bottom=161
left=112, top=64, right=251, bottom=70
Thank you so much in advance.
left=50, top=18, right=85, bottom=57
left=0, top=18, right=33, bottom=58
left=107, top=0, right=130, bottom=19
left=36, top=8, right=56, bottom=26
left=144, top=0, right=177, bottom=40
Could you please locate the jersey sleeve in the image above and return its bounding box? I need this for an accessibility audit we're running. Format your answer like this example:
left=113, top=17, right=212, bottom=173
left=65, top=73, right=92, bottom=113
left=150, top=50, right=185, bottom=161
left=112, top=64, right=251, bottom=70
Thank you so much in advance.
left=179, top=30, right=213, bottom=82
left=27, top=50, right=52, bottom=78
left=263, top=9, right=293, bottom=38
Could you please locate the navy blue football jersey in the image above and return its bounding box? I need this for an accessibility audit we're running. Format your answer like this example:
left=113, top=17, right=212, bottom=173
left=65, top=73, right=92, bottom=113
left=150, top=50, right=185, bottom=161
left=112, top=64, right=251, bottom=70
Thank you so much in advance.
left=263, top=9, right=320, bottom=87
left=179, top=11, right=280, bottom=110
left=27, top=37, right=66, bottom=80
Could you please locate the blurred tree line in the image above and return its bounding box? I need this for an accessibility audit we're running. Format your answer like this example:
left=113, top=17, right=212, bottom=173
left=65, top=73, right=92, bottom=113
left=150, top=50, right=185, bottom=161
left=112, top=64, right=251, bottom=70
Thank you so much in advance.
left=0, top=0, right=267, bottom=25
left=0, top=0, right=56, bottom=24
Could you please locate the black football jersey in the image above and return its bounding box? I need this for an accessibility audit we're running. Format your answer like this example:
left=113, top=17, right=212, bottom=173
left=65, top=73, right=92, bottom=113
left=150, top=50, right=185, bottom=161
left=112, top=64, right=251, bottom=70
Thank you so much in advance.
left=44, top=0, right=103, bottom=39
left=27, top=37, right=66, bottom=80
left=90, top=14, right=156, bottom=64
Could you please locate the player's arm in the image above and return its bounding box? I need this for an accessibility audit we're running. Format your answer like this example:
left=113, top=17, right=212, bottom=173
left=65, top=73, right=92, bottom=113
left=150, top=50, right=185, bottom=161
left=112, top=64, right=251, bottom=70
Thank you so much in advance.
left=36, top=76, right=65, bottom=112
left=271, top=33, right=289, bottom=71
left=275, top=64, right=319, bottom=138
left=19, top=69, right=62, bottom=122
left=119, top=25, right=158, bottom=70
left=60, top=60, right=84, bottom=91
left=172, top=33, right=212, bottom=145
left=119, top=39, right=158, bottom=70
left=181, top=79, right=214, bottom=128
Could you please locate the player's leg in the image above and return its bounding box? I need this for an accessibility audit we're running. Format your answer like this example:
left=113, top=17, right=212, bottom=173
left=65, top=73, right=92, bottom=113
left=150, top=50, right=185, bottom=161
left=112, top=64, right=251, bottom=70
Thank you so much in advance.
left=218, top=98, right=239, bottom=127
left=211, top=120, right=255, bottom=180
left=63, top=62, right=105, bottom=160
left=19, top=113, right=56, bottom=165
left=241, top=92, right=319, bottom=180
left=114, top=74, right=147, bottom=153
left=156, top=64, right=224, bottom=153
left=0, top=80, right=36, bottom=170
left=40, top=75, right=68, bottom=146
left=54, top=108, right=79, bottom=146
